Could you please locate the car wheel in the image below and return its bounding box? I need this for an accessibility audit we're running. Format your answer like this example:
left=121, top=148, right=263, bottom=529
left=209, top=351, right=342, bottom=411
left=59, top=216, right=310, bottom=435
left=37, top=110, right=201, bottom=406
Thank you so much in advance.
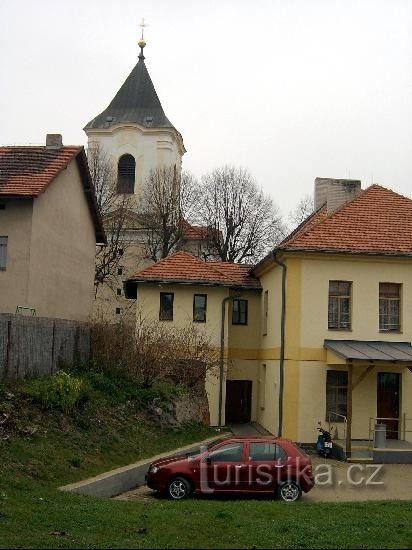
left=167, top=476, right=192, bottom=500
left=278, top=481, right=302, bottom=503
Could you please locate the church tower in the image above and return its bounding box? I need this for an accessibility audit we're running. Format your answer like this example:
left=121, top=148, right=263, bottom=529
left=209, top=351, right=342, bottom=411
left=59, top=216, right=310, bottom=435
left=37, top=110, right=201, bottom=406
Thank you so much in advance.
left=84, top=30, right=185, bottom=201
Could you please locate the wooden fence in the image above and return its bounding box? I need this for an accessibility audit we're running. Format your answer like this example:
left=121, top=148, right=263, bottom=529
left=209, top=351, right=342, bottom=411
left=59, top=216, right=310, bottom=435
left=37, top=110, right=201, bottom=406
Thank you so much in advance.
left=0, top=313, right=90, bottom=379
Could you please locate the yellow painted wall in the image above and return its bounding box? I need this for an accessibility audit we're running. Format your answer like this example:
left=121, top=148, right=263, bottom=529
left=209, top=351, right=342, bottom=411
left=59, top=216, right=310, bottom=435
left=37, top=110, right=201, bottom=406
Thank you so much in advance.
left=0, top=198, right=33, bottom=311
left=28, top=160, right=96, bottom=320
left=0, top=161, right=96, bottom=320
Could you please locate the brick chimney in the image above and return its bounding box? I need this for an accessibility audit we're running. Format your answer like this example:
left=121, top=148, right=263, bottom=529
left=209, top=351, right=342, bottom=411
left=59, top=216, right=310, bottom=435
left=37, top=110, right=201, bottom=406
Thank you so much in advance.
left=314, top=178, right=362, bottom=214
left=46, top=134, right=63, bottom=149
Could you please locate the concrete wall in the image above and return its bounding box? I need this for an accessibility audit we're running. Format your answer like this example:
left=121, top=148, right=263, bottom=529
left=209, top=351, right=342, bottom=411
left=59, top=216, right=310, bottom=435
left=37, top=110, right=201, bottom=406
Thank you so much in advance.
left=0, top=198, right=33, bottom=312
left=0, top=313, right=90, bottom=379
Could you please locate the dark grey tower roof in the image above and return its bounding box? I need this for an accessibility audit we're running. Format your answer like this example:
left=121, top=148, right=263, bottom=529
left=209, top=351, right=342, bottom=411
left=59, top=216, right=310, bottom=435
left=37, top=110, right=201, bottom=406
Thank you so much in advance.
left=84, top=53, right=175, bottom=131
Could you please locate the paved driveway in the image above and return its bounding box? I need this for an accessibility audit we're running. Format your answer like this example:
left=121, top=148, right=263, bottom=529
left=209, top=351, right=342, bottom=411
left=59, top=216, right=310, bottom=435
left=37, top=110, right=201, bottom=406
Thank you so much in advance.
left=117, top=456, right=412, bottom=503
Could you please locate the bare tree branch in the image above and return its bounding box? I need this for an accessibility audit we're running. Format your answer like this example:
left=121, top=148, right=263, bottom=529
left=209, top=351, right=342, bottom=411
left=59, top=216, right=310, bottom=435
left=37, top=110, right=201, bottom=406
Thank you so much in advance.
left=288, top=194, right=314, bottom=228
left=195, top=166, right=286, bottom=262
left=140, top=167, right=198, bottom=261
left=87, top=145, right=134, bottom=294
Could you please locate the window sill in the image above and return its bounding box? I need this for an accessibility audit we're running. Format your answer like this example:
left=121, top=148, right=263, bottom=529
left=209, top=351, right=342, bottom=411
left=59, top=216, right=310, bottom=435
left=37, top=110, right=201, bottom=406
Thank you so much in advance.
left=379, top=330, right=402, bottom=334
left=328, top=328, right=352, bottom=332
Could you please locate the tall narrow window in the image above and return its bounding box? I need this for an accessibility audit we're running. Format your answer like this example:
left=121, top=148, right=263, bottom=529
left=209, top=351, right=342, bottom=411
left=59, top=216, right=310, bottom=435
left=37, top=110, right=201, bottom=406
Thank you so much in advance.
left=232, top=299, right=248, bottom=325
left=328, top=281, right=351, bottom=330
left=0, top=236, right=7, bottom=269
left=263, top=290, right=268, bottom=335
left=326, top=370, right=348, bottom=420
left=379, top=283, right=401, bottom=332
left=193, top=294, right=207, bottom=323
left=160, top=292, right=174, bottom=321
left=117, top=154, right=135, bottom=194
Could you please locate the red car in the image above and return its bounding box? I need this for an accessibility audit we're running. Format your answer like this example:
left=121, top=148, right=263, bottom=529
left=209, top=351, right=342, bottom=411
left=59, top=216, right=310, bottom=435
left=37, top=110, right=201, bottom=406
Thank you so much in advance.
left=146, top=436, right=314, bottom=502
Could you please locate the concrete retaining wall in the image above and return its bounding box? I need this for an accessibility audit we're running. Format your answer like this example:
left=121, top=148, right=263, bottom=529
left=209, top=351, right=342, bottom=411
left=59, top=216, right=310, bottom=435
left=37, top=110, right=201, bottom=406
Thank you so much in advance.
left=0, top=313, right=90, bottom=379
left=59, top=433, right=230, bottom=498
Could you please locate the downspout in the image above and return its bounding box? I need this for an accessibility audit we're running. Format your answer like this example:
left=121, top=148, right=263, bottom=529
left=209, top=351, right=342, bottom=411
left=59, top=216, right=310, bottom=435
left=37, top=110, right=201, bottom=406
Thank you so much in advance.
left=218, top=294, right=240, bottom=426
left=271, top=250, right=286, bottom=437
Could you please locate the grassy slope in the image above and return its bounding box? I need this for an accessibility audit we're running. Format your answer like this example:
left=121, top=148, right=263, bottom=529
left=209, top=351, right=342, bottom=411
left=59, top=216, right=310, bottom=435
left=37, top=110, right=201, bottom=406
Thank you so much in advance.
left=0, top=381, right=411, bottom=549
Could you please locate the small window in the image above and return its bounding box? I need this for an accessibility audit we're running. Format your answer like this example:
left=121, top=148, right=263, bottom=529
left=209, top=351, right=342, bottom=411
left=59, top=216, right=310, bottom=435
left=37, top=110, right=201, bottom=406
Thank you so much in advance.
left=117, top=154, right=135, bottom=194
left=0, top=236, right=7, bottom=269
left=263, top=290, right=268, bottom=335
left=193, top=294, right=207, bottom=322
left=117, top=288, right=122, bottom=296
left=326, top=370, right=348, bottom=420
left=160, top=292, right=174, bottom=321
left=117, top=267, right=123, bottom=276
left=118, top=249, right=124, bottom=256
left=232, top=299, right=248, bottom=325
left=115, top=307, right=122, bottom=315
left=207, top=442, right=244, bottom=462
left=249, top=442, right=287, bottom=461
left=379, top=283, right=401, bottom=332
left=328, top=281, right=352, bottom=330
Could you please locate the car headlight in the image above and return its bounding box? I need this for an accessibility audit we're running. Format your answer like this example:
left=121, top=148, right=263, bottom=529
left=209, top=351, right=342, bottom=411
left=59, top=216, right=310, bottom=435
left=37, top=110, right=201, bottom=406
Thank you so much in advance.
left=149, top=465, right=159, bottom=474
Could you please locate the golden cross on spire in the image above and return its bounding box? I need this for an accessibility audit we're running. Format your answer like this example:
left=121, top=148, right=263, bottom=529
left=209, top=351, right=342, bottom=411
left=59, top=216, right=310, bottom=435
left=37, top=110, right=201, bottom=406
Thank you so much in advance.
left=139, top=17, right=148, bottom=41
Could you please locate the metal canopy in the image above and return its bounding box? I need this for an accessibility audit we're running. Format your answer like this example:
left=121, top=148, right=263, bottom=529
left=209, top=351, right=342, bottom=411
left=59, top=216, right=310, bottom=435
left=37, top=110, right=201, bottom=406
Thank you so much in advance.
left=324, top=340, right=412, bottom=362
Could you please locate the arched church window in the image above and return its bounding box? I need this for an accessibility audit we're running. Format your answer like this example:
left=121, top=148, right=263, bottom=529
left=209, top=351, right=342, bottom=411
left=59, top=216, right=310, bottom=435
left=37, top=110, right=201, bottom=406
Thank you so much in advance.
left=117, top=154, right=136, bottom=194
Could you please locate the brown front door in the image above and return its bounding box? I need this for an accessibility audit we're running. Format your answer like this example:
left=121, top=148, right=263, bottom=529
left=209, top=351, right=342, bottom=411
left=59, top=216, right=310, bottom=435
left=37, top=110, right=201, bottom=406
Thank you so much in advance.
left=377, top=373, right=400, bottom=439
left=225, top=380, right=252, bottom=424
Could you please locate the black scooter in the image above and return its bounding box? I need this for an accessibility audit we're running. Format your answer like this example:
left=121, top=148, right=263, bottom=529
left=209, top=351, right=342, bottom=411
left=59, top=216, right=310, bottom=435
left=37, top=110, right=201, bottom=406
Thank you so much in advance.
left=316, top=427, right=333, bottom=457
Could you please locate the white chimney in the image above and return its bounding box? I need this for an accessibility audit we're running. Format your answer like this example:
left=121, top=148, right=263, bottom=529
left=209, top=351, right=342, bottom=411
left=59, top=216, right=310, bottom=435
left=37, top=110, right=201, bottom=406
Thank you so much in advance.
left=314, top=178, right=362, bottom=214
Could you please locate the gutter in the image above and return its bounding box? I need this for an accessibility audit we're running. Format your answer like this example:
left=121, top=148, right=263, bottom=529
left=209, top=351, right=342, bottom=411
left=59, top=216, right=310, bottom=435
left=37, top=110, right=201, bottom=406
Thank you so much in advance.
left=218, top=293, right=240, bottom=426
left=271, top=250, right=286, bottom=437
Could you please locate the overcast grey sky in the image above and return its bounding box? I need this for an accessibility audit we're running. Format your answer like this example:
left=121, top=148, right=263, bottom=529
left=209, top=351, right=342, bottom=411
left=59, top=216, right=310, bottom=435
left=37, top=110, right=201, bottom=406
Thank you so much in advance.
left=1, top=0, right=411, bottom=214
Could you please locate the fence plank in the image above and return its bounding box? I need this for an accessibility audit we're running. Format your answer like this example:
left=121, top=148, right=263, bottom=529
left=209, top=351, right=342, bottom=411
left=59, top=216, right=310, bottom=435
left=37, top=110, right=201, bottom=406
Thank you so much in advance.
left=0, top=314, right=90, bottom=379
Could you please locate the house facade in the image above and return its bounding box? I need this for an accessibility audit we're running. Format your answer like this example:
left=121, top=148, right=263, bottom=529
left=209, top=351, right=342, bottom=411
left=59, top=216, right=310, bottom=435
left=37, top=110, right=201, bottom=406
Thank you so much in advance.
left=127, top=179, right=412, bottom=458
left=0, top=135, right=105, bottom=321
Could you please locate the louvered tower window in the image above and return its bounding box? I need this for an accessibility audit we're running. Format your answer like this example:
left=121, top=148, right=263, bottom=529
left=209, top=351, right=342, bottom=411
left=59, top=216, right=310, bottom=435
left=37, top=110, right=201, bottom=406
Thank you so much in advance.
left=117, top=154, right=136, bottom=194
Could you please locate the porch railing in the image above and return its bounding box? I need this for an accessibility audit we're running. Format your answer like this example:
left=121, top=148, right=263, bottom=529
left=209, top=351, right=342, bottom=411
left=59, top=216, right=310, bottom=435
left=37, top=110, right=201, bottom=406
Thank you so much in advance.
left=368, top=414, right=412, bottom=449
left=328, top=411, right=347, bottom=441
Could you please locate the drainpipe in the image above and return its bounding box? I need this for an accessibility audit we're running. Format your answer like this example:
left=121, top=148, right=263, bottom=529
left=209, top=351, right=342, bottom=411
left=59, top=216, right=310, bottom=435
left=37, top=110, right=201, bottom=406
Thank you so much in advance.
left=271, top=250, right=286, bottom=437
left=218, top=294, right=240, bottom=427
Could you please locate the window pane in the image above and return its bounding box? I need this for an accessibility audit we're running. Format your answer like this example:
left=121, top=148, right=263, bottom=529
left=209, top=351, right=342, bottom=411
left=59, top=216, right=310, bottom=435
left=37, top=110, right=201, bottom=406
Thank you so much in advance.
left=193, top=294, right=207, bottom=322
left=326, top=370, right=348, bottom=420
left=0, top=236, right=7, bottom=269
left=117, top=154, right=136, bottom=194
left=160, top=293, right=174, bottom=320
left=208, top=443, right=243, bottom=462
left=328, top=281, right=351, bottom=329
left=232, top=299, right=248, bottom=325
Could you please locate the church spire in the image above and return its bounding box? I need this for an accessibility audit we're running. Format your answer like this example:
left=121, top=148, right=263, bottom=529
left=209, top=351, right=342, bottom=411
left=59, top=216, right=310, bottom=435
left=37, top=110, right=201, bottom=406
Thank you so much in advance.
left=138, top=17, right=147, bottom=62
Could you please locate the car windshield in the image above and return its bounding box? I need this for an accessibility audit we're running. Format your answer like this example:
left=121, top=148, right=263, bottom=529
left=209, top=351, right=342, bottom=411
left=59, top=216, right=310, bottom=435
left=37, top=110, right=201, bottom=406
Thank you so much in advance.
left=185, top=439, right=226, bottom=457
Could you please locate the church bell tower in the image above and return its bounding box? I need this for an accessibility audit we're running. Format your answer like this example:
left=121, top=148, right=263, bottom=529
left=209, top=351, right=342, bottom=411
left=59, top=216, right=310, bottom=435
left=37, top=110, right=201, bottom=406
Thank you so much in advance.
left=84, top=23, right=185, bottom=201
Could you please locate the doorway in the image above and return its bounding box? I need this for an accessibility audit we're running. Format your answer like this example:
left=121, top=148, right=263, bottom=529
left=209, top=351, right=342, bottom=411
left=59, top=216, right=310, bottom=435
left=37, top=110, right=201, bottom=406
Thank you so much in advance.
left=377, top=373, right=400, bottom=439
left=225, top=380, right=252, bottom=424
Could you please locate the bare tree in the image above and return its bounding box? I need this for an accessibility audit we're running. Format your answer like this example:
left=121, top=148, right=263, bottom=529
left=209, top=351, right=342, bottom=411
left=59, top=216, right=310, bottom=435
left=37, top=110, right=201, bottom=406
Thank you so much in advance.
left=88, top=145, right=134, bottom=294
left=141, top=166, right=198, bottom=261
left=288, top=194, right=314, bottom=228
left=195, top=166, right=285, bottom=263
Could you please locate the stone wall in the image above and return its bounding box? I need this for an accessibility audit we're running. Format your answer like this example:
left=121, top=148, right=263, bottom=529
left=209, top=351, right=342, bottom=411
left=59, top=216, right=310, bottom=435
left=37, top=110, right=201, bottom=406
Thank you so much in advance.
left=0, top=313, right=90, bottom=379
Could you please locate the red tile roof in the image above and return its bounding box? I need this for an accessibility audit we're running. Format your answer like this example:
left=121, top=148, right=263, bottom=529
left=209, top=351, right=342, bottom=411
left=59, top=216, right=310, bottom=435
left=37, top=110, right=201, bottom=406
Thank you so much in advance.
left=128, top=251, right=261, bottom=289
left=279, top=185, right=412, bottom=256
left=0, top=146, right=106, bottom=243
left=181, top=220, right=209, bottom=241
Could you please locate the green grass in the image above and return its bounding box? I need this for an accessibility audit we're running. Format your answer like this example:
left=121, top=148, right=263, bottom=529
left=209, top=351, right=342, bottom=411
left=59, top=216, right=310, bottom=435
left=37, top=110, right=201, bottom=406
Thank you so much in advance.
left=0, top=377, right=411, bottom=549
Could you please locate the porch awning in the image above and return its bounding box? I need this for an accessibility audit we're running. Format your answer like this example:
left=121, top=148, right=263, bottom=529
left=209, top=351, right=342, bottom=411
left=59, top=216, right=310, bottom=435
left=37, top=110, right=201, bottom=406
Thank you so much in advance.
left=324, top=340, right=412, bottom=362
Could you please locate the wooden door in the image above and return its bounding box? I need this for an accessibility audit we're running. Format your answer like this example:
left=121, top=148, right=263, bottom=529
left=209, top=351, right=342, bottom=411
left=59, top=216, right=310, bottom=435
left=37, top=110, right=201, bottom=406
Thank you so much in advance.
left=377, top=373, right=400, bottom=439
left=225, top=380, right=252, bottom=424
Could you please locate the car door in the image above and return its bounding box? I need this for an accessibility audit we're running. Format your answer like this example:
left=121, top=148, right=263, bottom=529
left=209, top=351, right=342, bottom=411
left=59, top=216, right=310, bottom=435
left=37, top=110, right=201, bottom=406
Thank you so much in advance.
left=246, top=441, right=289, bottom=492
left=200, top=441, right=247, bottom=494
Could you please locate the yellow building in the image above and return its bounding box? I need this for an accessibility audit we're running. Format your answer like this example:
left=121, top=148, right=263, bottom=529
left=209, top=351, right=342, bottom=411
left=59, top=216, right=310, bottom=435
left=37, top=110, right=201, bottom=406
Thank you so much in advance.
left=127, top=179, right=412, bottom=461
left=0, top=134, right=106, bottom=321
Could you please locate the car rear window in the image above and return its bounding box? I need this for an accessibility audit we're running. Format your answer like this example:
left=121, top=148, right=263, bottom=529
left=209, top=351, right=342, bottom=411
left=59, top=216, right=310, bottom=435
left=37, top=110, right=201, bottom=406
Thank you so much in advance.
left=249, top=442, right=287, bottom=461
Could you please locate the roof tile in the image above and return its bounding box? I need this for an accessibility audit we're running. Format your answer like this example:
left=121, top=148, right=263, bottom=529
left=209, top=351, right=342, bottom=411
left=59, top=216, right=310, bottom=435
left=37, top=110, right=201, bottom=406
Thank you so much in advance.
left=129, top=251, right=261, bottom=289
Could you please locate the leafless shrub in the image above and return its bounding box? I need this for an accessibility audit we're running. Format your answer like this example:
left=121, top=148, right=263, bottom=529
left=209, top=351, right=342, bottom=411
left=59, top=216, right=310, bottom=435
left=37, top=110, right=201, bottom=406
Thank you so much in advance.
left=90, top=318, right=219, bottom=389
